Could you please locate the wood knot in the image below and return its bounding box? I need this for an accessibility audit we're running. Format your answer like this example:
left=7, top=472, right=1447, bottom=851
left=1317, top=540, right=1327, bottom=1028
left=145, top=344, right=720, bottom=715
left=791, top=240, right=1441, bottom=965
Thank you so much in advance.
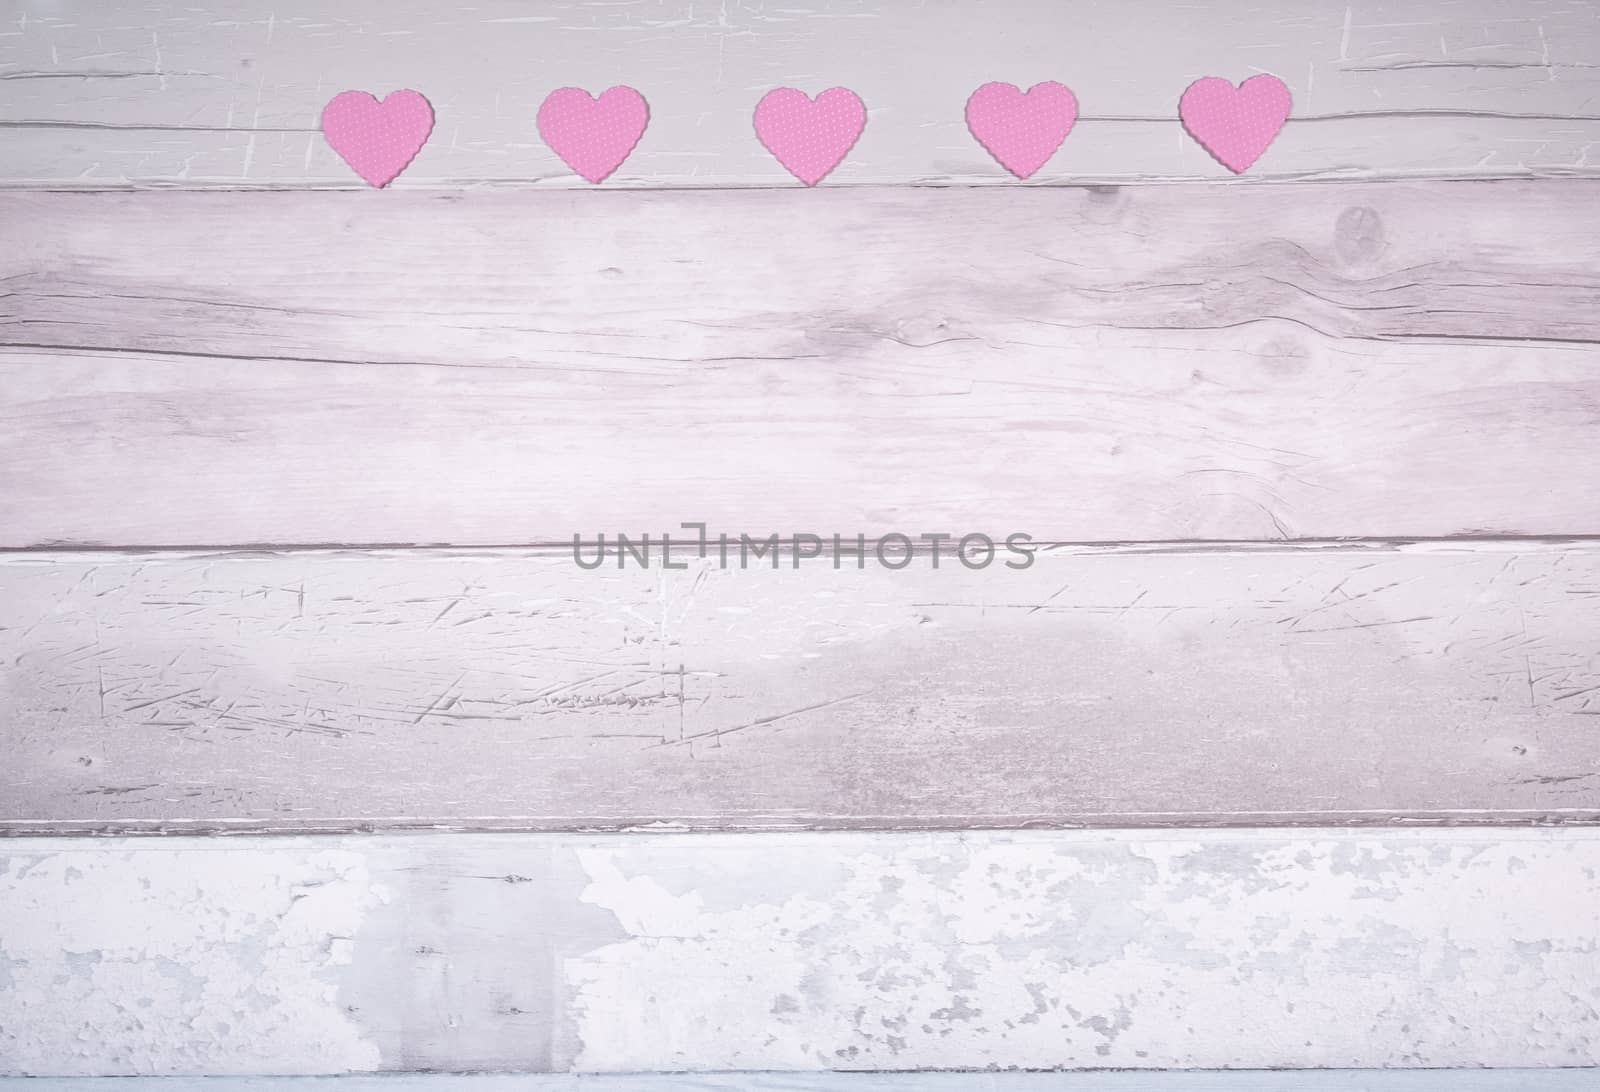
left=1335, top=206, right=1385, bottom=264
left=1080, top=184, right=1127, bottom=225
left=891, top=313, right=953, bottom=347
left=1258, top=335, right=1311, bottom=377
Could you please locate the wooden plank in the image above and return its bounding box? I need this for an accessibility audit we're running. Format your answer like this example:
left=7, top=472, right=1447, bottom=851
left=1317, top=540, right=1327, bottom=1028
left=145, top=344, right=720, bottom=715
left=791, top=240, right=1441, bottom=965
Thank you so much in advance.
left=3, top=183, right=1599, bottom=548
left=2, top=0, right=1599, bottom=188
left=5, top=1076, right=1600, bottom=1092
left=3, top=829, right=1598, bottom=1074
left=3, top=540, right=1597, bottom=833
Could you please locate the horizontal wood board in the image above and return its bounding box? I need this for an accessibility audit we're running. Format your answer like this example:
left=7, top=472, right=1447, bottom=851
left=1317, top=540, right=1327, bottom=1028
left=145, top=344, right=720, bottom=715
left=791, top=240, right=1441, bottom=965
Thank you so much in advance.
left=4, top=1075, right=1600, bottom=1091
left=3, top=183, right=1599, bottom=548
left=2, top=0, right=1600, bottom=187
left=3, top=828, right=1599, bottom=1074
left=3, top=540, right=1597, bottom=833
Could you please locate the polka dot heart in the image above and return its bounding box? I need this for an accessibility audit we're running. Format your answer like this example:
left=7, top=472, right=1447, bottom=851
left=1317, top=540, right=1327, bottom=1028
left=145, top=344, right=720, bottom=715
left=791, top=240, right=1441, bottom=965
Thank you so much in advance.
left=320, top=89, right=435, bottom=188
left=965, top=81, right=1080, bottom=179
left=537, top=86, right=650, bottom=184
left=1178, top=74, right=1292, bottom=174
left=753, top=87, right=867, bottom=186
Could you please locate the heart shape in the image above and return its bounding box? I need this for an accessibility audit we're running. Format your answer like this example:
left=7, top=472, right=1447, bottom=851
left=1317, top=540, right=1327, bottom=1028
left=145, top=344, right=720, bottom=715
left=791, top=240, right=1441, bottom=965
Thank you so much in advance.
left=753, top=87, right=866, bottom=186
left=965, top=81, right=1079, bottom=179
left=537, top=86, right=650, bottom=184
left=1178, top=74, right=1291, bottom=174
left=320, top=89, right=435, bottom=188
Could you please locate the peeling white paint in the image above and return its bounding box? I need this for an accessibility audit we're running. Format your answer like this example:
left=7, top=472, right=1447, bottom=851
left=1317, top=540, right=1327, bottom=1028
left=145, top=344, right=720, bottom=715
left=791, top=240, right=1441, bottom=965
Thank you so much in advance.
left=556, top=830, right=1600, bottom=1070
left=2, top=831, right=1597, bottom=1075
left=0, top=847, right=385, bottom=1075
left=6, top=1074, right=1600, bottom=1091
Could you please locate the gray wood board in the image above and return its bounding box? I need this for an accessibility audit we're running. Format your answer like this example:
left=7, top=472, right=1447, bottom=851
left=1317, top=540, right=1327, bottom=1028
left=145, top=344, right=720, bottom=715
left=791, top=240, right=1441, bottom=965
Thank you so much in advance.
left=3, top=540, right=1597, bottom=833
left=3, top=829, right=1598, bottom=1073
left=2, top=0, right=1599, bottom=187
left=3, top=183, right=1599, bottom=548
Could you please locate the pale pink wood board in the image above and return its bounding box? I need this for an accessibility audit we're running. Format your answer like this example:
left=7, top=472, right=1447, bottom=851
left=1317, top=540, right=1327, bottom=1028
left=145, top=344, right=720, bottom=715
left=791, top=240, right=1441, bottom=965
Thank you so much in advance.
left=2, top=183, right=1596, bottom=548
left=3, top=541, right=1595, bottom=832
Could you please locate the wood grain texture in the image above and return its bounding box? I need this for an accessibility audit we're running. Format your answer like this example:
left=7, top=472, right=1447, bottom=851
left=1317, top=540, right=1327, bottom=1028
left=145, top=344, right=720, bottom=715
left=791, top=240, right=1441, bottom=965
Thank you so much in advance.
left=7, top=1076, right=1600, bottom=1092
left=2, top=0, right=1599, bottom=187
left=4, top=183, right=1599, bottom=548
left=3, top=829, right=1599, bottom=1074
left=4, top=540, right=1597, bottom=833
left=7, top=4, right=1600, bottom=1083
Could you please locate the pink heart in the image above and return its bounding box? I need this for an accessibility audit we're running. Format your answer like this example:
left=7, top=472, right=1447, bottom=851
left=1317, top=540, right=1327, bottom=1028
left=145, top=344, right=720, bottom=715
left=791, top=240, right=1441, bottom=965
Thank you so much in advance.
left=753, top=87, right=866, bottom=186
left=320, top=89, right=434, bottom=188
left=537, top=86, right=650, bottom=184
left=965, top=81, right=1079, bottom=179
left=1178, top=74, right=1291, bottom=174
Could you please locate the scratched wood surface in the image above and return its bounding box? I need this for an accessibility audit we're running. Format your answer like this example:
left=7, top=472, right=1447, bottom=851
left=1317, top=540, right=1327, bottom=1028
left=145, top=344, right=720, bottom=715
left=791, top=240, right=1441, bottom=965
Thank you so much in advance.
left=5, top=182, right=1600, bottom=548
left=2, top=0, right=1600, bottom=188
left=3, top=829, right=1599, bottom=1074
left=3, top=540, right=1597, bottom=833
left=5, top=0, right=1600, bottom=1082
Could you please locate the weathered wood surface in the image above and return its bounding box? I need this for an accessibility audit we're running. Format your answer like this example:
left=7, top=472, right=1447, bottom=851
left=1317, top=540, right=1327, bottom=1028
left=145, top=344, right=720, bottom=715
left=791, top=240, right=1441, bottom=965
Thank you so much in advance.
left=4, top=183, right=1599, bottom=548
left=6, top=1076, right=1600, bottom=1092
left=2, top=0, right=1599, bottom=188
left=3, top=829, right=1598, bottom=1074
left=6, top=3, right=1599, bottom=1084
left=4, top=540, right=1597, bottom=833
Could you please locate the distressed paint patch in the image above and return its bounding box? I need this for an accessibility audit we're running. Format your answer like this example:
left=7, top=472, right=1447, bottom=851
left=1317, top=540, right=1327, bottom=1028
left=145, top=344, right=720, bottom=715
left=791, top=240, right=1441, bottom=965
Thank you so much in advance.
left=8, top=1074, right=1600, bottom=1091
left=2, top=832, right=1597, bottom=1074
left=563, top=832, right=1600, bottom=1070
left=0, top=848, right=385, bottom=1075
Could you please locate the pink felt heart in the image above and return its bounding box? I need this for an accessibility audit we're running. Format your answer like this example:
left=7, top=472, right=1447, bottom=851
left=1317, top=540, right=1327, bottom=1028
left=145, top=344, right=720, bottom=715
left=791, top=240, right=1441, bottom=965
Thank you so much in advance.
left=537, top=86, right=650, bottom=184
left=320, top=89, right=435, bottom=188
left=1178, top=74, right=1291, bottom=174
left=965, top=81, right=1079, bottom=179
left=753, top=87, right=866, bottom=186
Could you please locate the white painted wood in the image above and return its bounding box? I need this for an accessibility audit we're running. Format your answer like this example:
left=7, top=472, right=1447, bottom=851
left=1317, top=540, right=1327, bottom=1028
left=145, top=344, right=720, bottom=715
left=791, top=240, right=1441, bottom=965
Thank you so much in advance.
left=4, top=540, right=1597, bottom=833
left=1, top=0, right=1599, bottom=188
left=4, top=184, right=1599, bottom=547
left=2, top=829, right=1598, bottom=1074
left=5, top=1075, right=1599, bottom=1091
